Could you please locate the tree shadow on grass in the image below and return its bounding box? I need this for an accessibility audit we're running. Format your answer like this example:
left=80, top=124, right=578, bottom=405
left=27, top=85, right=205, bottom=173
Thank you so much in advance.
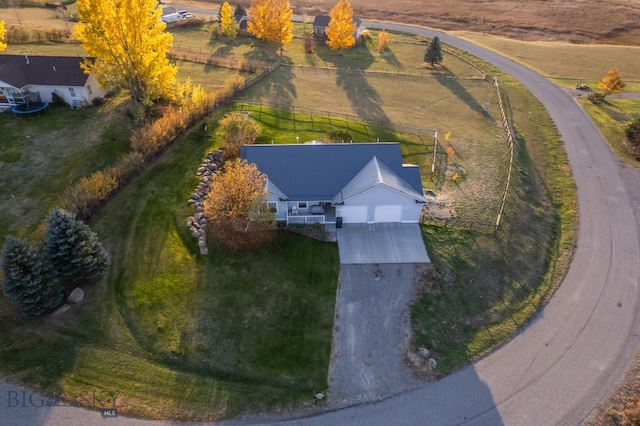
left=434, top=74, right=494, bottom=121
left=241, top=66, right=297, bottom=106
left=335, top=69, right=392, bottom=126
left=380, top=50, right=404, bottom=71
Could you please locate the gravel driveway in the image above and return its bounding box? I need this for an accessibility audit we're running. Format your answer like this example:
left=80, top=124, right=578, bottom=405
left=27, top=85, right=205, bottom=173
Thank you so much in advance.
left=327, top=264, right=423, bottom=406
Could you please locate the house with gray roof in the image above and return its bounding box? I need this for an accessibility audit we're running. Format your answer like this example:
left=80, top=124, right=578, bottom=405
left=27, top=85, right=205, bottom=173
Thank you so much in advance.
left=0, top=55, right=107, bottom=110
left=240, top=142, right=426, bottom=225
left=312, top=15, right=364, bottom=41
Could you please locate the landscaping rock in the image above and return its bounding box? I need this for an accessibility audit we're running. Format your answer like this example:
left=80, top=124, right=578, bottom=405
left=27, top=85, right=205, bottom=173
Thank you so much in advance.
left=51, top=304, right=70, bottom=316
left=195, top=205, right=204, bottom=213
left=419, top=347, right=431, bottom=359
left=187, top=216, right=194, bottom=226
left=198, top=239, right=208, bottom=255
left=191, top=230, right=199, bottom=238
left=428, top=358, right=437, bottom=370
left=67, top=287, right=84, bottom=304
left=190, top=193, right=202, bottom=202
left=187, top=199, right=197, bottom=205
left=194, top=212, right=204, bottom=222
left=206, top=163, right=217, bottom=171
left=197, top=229, right=206, bottom=239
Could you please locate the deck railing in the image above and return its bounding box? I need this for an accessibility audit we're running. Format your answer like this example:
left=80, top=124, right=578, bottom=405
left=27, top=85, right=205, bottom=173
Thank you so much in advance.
left=287, top=215, right=325, bottom=224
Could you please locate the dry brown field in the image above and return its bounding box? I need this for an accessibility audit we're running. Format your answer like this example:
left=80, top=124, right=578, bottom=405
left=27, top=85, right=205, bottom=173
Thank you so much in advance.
left=279, top=0, right=640, bottom=44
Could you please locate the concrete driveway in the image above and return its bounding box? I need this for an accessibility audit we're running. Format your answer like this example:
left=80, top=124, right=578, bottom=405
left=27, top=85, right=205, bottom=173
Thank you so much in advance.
left=336, top=223, right=430, bottom=264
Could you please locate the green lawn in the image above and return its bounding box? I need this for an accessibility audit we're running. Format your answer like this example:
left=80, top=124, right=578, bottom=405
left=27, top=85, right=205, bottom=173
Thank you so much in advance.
left=0, top=97, right=132, bottom=244
left=578, top=98, right=640, bottom=163
left=0, top=110, right=339, bottom=420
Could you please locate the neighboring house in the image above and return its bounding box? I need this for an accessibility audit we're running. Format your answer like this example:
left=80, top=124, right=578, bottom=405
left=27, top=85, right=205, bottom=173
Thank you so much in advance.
left=235, top=14, right=249, bottom=31
left=0, top=55, right=107, bottom=109
left=312, top=15, right=365, bottom=41
left=241, top=142, right=426, bottom=225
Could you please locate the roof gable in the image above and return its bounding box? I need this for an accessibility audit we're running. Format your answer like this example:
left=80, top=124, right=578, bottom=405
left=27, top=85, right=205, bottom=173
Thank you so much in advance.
left=0, top=55, right=90, bottom=88
left=332, top=156, right=426, bottom=204
left=240, top=142, right=424, bottom=201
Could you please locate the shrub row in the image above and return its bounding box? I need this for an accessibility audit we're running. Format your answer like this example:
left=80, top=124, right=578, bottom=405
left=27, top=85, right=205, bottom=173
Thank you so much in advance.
left=6, top=27, right=72, bottom=43
left=62, top=83, right=223, bottom=220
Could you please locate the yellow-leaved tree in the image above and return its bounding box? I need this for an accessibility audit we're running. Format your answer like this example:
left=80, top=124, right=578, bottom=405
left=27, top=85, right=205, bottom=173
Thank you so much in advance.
left=220, top=1, right=239, bottom=38
left=74, top=0, right=177, bottom=106
left=248, top=0, right=293, bottom=53
left=377, top=30, right=389, bottom=53
left=0, top=20, right=7, bottom=51
left=204, top=159, right=275, bottom=250
left=326, top=0, right=357, bottom=50
left=598, top=68, right=626, bottom=97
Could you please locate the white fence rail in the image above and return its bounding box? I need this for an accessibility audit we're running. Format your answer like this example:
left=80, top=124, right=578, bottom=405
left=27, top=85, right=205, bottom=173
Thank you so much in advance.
left=287, top=215, right=325, bottom=224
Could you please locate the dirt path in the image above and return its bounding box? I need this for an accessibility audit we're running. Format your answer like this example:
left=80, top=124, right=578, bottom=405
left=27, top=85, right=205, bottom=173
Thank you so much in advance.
left=327, top=264, right=422, bottom=406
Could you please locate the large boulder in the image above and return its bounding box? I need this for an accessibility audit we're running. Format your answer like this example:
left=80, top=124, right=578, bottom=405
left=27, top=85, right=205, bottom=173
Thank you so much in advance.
left=67, top=287, right=85, bottom=304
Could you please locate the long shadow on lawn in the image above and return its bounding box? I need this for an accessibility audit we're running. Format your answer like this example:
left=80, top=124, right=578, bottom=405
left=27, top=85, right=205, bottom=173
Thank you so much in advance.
left=245, top=66, right=297, bottom=106
left=335, top=69, right=392, bottom=126
left=434, top=74, right=493, bottom=121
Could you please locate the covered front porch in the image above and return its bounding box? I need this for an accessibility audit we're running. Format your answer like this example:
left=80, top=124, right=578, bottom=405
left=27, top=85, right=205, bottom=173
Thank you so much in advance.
left=286, top=201, right=336, bottom=224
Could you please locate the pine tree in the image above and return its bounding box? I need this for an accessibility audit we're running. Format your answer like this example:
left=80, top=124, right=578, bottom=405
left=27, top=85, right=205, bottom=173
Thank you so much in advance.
left=424, top=36, right=443, bottom=66
left=220, top=1, right=239, bottom=38
left=74, top=0, right=177, bottom=105
left=2, top=237, right=65, bottom=316
left=326, top=0, right=357, bottom=50
left=43, top=209, right=110, bottom=285
left=234, top=4, right=247, bottom=16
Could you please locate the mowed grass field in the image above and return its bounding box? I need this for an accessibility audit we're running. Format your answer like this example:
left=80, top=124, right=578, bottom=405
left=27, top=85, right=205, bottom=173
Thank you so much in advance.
left=458, top=32, right=640, bottom=90
left=0, top=107, right=340, bottom=420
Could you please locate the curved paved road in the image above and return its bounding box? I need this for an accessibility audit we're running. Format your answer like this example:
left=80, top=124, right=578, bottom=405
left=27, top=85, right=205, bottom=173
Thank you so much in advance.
left=2, top=23, right=639, bottom=426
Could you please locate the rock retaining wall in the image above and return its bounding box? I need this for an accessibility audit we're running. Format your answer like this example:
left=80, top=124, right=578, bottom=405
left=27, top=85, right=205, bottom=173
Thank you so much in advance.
left=187, top=149, right=225, bottom=255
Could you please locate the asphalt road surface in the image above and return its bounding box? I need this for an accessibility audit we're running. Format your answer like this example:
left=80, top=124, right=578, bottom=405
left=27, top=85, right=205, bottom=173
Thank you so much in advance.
left=1, top=23, right=639, bottom=426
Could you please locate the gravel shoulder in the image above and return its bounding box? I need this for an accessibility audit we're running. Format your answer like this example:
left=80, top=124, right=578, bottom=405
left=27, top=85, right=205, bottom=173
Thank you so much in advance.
left=327, top=264, right=423, bottom=407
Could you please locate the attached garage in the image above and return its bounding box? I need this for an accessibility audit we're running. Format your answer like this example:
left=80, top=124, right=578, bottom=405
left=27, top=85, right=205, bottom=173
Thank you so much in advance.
left=374, top=205, right=403, bottom=222
left=338, top=206, right=368, bottom=223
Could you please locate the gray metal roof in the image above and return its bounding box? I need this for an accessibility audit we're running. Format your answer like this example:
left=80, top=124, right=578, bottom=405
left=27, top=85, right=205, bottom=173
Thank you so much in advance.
left=240, top=142, right=425, bottom=202
left=0, top=55, right=90, bottom=89
left=313, top=15, right=331, bottom=27
left=332, top=156, right=426, bottom=204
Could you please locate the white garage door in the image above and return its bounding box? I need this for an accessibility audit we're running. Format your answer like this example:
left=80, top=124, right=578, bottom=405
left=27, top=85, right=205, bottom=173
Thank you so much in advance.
left=374, top=205, right=403, bottom=222
left=339, top=206, right=368, bottom=223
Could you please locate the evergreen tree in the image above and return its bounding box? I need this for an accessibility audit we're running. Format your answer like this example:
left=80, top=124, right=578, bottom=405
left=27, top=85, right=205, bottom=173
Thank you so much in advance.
left=424, top=36, right=443, bottom=66
left=44, top=209, right=110, bottom=285
left=234, top=4, right=247, bottom=16
left=2, top=237, right=65, bottom=316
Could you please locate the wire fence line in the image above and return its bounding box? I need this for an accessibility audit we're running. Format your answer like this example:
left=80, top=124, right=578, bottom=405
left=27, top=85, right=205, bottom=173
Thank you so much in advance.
left=493, top=76, right=516, bottom=231
left=232, top=99, right=439, bottom=137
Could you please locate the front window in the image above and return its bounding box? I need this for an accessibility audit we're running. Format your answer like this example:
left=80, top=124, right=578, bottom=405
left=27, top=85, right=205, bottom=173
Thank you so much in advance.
left=298, top=202, right=307, bottom=208
left=68, top=87, right=76, bottom=98
left=267, top=202, right=278, bottom=213
left=87, top=85, right=93, bottom=95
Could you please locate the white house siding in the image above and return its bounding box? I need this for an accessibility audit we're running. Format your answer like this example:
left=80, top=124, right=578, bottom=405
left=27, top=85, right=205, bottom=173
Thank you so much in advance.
left=84, top=74, right=108, bottom=104
left=340, top=185, right=423, bottom=223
